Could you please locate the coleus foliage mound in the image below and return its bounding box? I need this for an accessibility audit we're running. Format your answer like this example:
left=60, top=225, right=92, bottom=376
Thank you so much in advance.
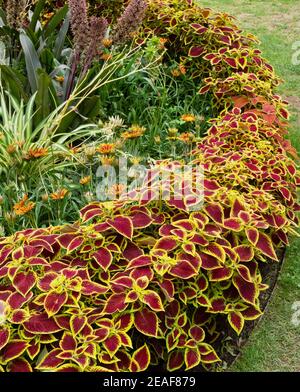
left=0, top=0, right=299, bottom=372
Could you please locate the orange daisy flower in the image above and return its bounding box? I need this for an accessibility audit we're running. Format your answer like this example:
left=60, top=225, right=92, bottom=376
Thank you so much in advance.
left=171, top=69, right=181, bottom=77
left=42, top=12, right=54, bottom=25
left=107, top=184, right=126, bottom=198
left=55, top=76, right=65, bottom=83
left=100, top=155, right=116, bottom=166
left=102, top=38, right=113, bottom=48
left=129, top=156, right=142, bottom=165
left=6, top=144, right=16, bottom=154
left=167, top=127, right=179, bottom=140
left=179, top=64, right=187, bottom=75
left=69, top=146, right=81, bottom=154
left=43, top=12, right=54, bottom=20
left=50, top=189, right=68, bottom=200
left=16, top=140, right=25, bottom=148
left=121, top=125, right=146, bottom=140
left=181, top=114, right=196, bottom=122
left=177, top=132, right=195, bottom=143
left=80, top=176, right=91, bottom=185
left=13, top=195, right=35, bottom=216
left=100, top=53, right=112, bottom=61
left=96, top=143, right=116, bottom=155
left=27, top=148, right=48, bottom=159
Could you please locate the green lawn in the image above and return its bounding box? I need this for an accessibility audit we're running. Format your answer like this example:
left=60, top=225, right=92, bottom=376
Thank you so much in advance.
left=199, top=0, right=300, bottom=372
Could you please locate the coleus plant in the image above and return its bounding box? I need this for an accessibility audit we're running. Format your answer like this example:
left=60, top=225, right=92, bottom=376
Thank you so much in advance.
left=0, top=0, right=299, bottom=373
left=0, top=137, right=299, bottom=371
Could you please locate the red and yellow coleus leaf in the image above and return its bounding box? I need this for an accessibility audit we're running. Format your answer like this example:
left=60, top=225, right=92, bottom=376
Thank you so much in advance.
left=93, top=248, right=113, bottom=271
left=204, top=203, right=224, bottom=224
left=256, top=232, right=278, bottom=260
left=234, top=245, right=254, bottom=262
left=80, top=205, right=103, bottom=222
left=102, top=293, right=128, bottom=314
left=208, top=298, right=226, bottom=313
left=94, top=327, right=110, bottom=343
left=184, top=348, right=201, bottom=370
left=70, top=315, right=87, bottom=336
left=126, top=255, right=152, bottom=270
left=166, top=331, right=179, bottom=352
left=36, top=348, right=64, bottom=370
left=0, top=328, right=10, bottom=351
left=157, top=279, right=175, bottom=301
left=134, top=308, right=159, bottom=337
left=7, top=357, right=32, bottom=372
left=228, top=312, right=244, bottom=335
left=153, top=236, right=178, bottom=252
left=23, top=313, right=61, bottom=334
left=188, top=46, right=205, bottom=57
left=44, top=291, right=68, bottom=317
left=199, top=252, right=221, bottom=270
left=203, top=243, right=226, bottom=263
left=118, top=331, right=132, bottom=348
left=236, top=265, right=252, bottom=282
left=169, top=260, right=198, bottom=279
left=103, top=335, right=122, bottom=358
left=114, top=313, right=134, bottom=332
left=167, top=350, right=184, bottom=371
left=246, top=227, right=259, bottom=245
left=129, top=344, right=151, bottom=372
left=201, top=350, right=220, bottom=363
left=210, top=266, right=233, bottom=281
left=233, top=275, right=257, bottom=304
left=107, top=216, right=133, bottom=240
left=188, top=326, right=205, bottom=342
left=27, top=342, right=40, bottom=360
left=12, top=271, right=36, bottom=297
left=37, top=272, right=59, bottom=292
left=241, top=305, right=263, bottom=320
left=60, top=332, right=77, bottom=352
left=223, top=218, right=243, bottom=231
left=55, top=363, right=81, bottom=372
left=81, top=280, right=108, bottom=295
left=0, top=340, right=29, bottom=364
left=130, top=211, right=153, bottom=228
left=141, top=290, right=164, bottom=312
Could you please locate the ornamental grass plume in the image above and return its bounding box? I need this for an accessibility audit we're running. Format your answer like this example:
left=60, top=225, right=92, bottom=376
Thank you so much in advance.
left=112, top=0, right=148, bottom=45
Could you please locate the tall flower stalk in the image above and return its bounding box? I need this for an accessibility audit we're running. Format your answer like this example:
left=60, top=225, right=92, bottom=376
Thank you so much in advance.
left=68, top=0, right=89, bottom=55
left=66, top=0, right=148, bottom=99
left=4, top=0, right=28, bottom=29
left=66, top=0, right=108, bottom=98
left=112, top=0, right=148, bottom=45
left=81, top=16, right=108, bottom=77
